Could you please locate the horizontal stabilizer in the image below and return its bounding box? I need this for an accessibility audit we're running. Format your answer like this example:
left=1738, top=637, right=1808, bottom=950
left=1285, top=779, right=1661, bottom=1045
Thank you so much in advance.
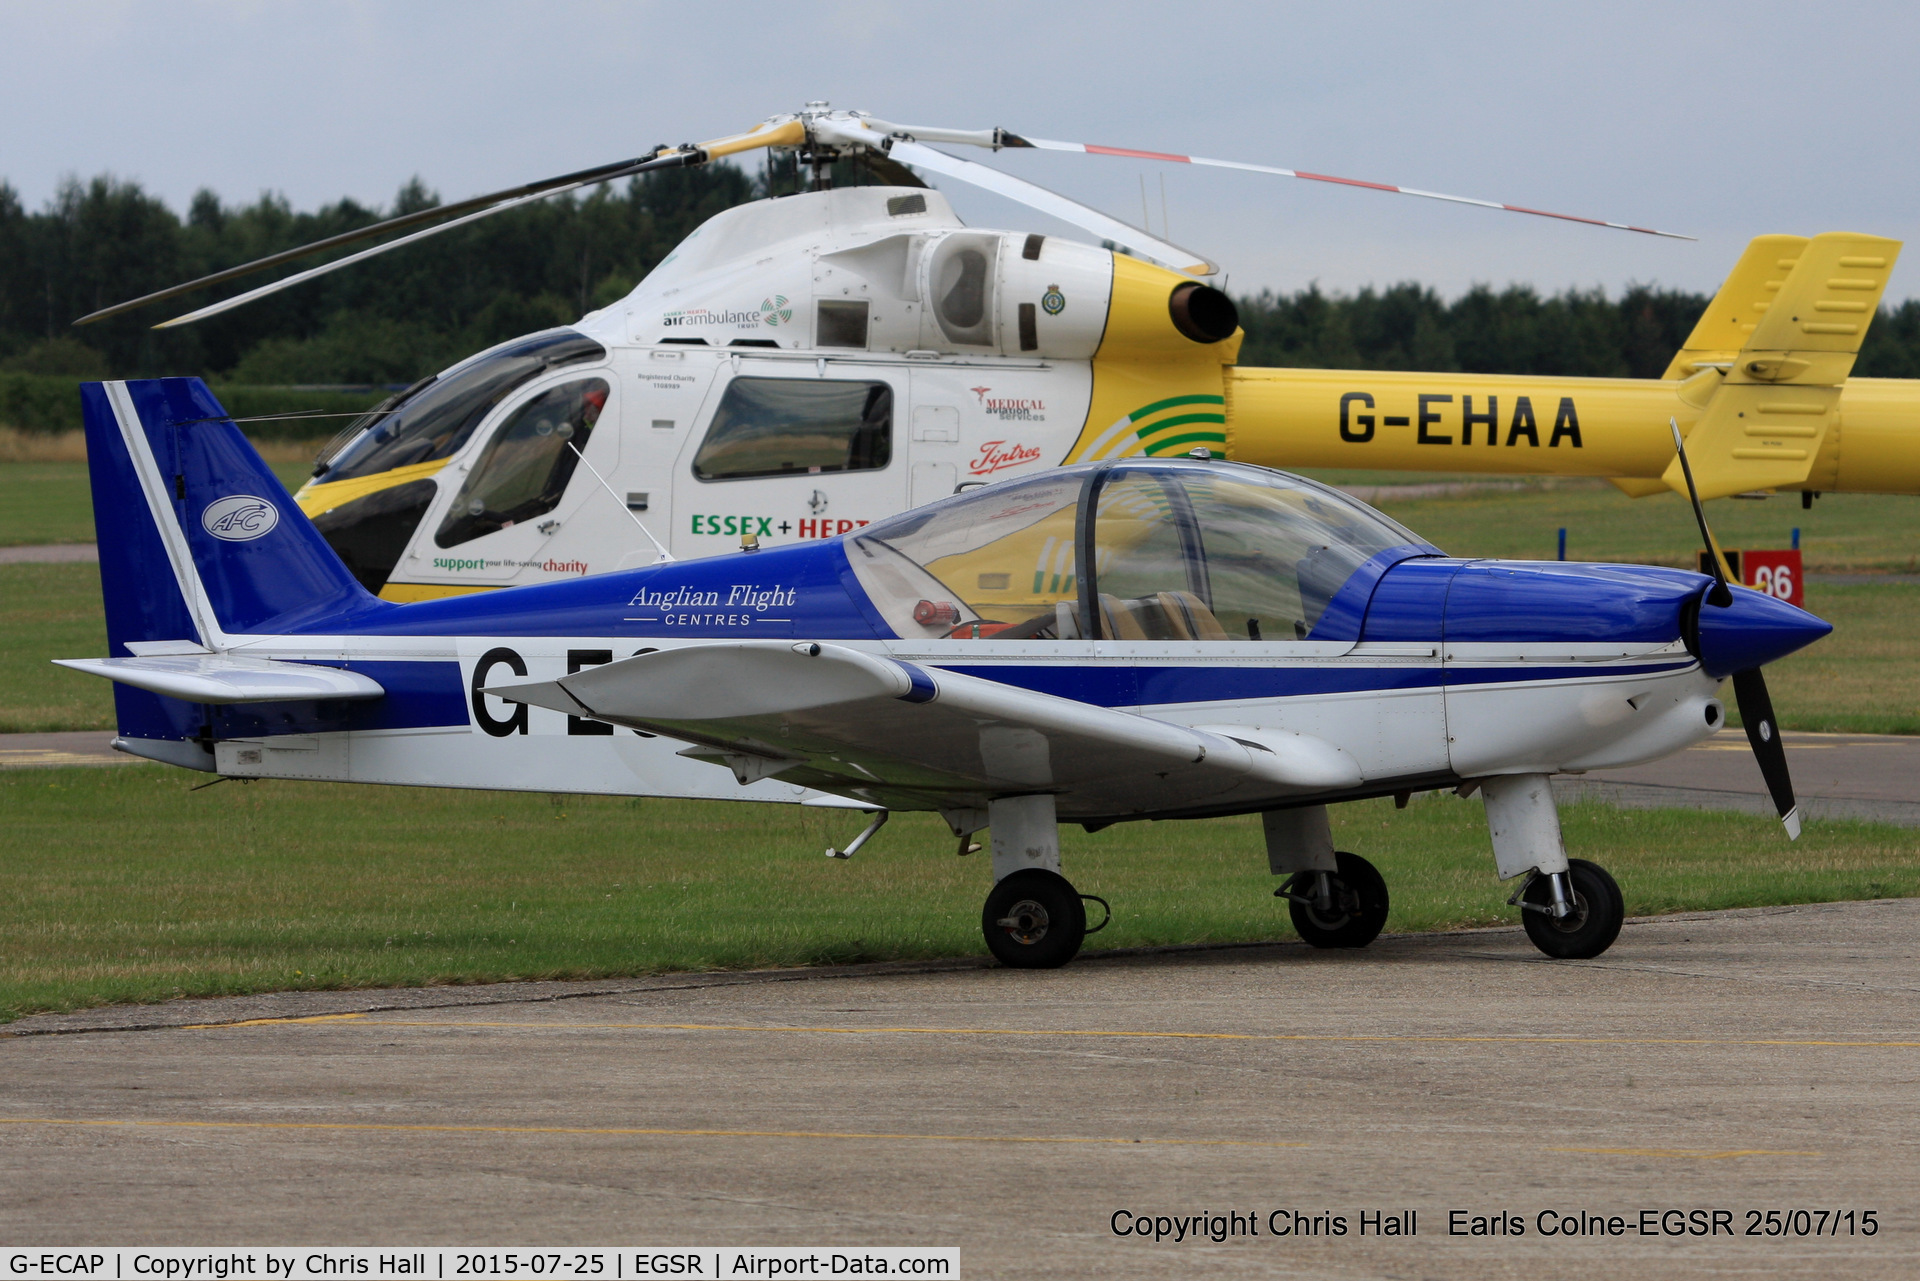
left=53, top=655, right=386, bottom=704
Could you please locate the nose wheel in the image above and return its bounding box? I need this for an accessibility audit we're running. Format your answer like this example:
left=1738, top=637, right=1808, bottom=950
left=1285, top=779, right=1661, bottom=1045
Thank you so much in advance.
left=1280, top=850, right=1389, bottom=949
left=983, top=869, right=1087, bottom=969
left=1518, top=858, right=1624, bottom=958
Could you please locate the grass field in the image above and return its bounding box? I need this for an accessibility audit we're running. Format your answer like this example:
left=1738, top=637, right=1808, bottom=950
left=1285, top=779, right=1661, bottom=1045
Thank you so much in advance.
left=4, top=764, right=1916, bottom=1023
left=0, top=455, right=317, bottom=546
left=1351, top=475, right=1920, bottom=572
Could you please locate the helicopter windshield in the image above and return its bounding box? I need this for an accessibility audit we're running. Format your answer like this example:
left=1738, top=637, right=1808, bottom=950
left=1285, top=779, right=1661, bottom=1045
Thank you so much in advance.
left=848, top=460, right=1430, bottom=641
left=316, top=330, right=606, bottom=483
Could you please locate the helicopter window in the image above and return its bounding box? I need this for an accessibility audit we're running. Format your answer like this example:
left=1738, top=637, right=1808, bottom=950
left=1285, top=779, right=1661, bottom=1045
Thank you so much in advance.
left=311, top=478, right=439, bottom=595
left=929, top=234, right=998, bottom=345
left=692, top=377, right=892, bottom=481
left=434, top=377, right=609, bottom=548
left=847, top=472, right=1085, bottom=640
left=319, top=330, right=604, bottom=484
left=1090, top=463, right=1426, bottom=641
left=816, top=299, right=869, bottom=349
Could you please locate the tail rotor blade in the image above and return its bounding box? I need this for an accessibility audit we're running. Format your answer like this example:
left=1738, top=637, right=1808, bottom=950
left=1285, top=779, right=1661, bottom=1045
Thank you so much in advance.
left=1732, top=667, right=1800, bottom=839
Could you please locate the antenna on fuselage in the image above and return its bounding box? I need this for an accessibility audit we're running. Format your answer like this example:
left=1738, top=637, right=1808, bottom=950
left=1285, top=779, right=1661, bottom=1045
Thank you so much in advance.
left=566, top=440, right=674, bottom=564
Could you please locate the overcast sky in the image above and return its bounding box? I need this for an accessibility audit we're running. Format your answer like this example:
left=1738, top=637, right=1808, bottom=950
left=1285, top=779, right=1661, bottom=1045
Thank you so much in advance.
left=7, top=0, right=1919, bottom=301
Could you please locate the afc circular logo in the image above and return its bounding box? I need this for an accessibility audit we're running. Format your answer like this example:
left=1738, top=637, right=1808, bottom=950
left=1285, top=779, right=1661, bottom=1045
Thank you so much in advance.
left=201, top=494, right=279, bottom=542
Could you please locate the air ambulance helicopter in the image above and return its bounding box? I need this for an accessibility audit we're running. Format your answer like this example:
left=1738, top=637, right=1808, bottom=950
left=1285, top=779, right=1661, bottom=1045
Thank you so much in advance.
left=76, top=104, right=1920, bottom=604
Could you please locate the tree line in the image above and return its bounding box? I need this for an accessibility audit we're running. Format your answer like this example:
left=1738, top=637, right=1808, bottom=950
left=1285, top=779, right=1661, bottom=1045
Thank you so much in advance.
left=6, top=166, right=1920, bottom=385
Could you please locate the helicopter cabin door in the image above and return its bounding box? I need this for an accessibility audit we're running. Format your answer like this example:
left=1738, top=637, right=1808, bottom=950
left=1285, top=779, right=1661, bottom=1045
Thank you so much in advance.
left=673, top=357, right=907, bottom=557
left=417, top=370, right=620, bottom=585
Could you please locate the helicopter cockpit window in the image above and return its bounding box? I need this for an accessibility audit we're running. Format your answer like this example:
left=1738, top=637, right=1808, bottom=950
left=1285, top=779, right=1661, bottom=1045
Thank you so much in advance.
left=1092, top=464, right=1427, bottom=641
left=847, top=472, right=1085, bottom=640
left=319, top=330, right=605, bottom=484
left=692, top=377, right=891, bottom=481
left=434, top=377, right=609, bottom=548
left=928, top=234, right=999, bottom=346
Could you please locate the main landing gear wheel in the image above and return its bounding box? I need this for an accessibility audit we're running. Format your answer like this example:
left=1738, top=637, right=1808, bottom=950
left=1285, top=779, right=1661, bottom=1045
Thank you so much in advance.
left=1282, top=851, right=1389, bottom=949
left=1520, top=858, right=1624, bottom=959
left=983, top=869, right=1087, bottom=969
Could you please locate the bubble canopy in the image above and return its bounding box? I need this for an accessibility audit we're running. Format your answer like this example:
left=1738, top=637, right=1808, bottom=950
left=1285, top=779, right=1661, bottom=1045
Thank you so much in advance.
left=847, top=459, right=1438, bottom=643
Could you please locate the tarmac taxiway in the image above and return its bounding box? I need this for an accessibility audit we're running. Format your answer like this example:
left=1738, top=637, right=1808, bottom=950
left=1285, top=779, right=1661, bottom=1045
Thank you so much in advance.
left=4, top=898, right=1918, bottom=1278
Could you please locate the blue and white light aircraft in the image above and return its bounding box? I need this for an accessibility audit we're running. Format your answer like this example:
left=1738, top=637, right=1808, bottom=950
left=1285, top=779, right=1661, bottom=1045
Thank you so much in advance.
left=59, top=378, right=1831, bottom=967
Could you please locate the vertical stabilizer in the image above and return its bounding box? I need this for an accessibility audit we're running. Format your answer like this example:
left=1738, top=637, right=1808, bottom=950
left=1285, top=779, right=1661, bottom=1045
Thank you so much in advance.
left=1661, top=235, right=1811, bottom=379
left=1661, top=233, right=1901, bottom=499
left=82, top=378, right=390, bottom=645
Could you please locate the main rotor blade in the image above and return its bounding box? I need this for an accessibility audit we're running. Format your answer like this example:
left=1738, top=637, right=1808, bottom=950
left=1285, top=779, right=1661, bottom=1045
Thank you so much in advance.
left=1732, top=668, right=1800, bottom=839
left=154, top=174, right=600, bottom=329
left=886, top=140, right=1215, bottom=276
left=1012, top=136, right=1694, bottom=240
left=72, top=155, right=652, bottom=328
left=74, top=118, right=808, bottom=328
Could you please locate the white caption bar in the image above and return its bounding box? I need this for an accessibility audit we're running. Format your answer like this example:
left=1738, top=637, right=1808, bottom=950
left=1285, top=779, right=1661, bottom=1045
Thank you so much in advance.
left=3, top=1251, right=959, bottom=1280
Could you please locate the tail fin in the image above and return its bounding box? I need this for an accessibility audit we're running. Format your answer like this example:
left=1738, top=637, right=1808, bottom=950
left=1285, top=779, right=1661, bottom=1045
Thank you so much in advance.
left=1661, top=232, right=1902, bottom=500
left=1660, top=234, right=1811, bottom=380
left=83, top=378, right=388, bottom=651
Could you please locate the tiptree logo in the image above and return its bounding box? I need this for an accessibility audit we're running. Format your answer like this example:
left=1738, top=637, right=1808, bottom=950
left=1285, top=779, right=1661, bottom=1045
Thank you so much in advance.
left=200, top=495, right=279, bottom=541
left=761, top=295, right=794, bottom=327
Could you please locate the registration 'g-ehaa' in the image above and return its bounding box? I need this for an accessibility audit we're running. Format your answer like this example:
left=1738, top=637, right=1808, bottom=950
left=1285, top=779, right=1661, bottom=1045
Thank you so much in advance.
left=59, top=379, right=1830, bottom=967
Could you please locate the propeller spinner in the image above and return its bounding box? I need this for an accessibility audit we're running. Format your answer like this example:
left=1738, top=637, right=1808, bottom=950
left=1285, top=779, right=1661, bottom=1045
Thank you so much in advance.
left=73, top=103, right=1690, bottom=330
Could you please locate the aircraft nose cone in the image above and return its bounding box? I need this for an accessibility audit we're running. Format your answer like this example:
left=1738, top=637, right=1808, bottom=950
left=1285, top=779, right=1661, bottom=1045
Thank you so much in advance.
left=1691, top=586, right=1832, bottom=677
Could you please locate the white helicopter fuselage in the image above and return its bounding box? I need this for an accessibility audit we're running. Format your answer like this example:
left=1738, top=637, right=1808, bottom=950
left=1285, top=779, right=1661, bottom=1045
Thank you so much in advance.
left=295, top=185, right=1226, bottom=600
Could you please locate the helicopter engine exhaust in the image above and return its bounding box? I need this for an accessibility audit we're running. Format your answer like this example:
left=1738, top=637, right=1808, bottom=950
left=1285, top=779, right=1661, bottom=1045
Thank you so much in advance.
left=1169, top=283, right=1239, bottom=344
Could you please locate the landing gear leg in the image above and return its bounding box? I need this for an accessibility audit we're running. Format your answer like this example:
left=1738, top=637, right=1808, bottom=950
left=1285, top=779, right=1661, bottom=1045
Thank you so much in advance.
left=1481, top=774, right=1625, bottom=959
left=979, top=794, right=1087, bottom=968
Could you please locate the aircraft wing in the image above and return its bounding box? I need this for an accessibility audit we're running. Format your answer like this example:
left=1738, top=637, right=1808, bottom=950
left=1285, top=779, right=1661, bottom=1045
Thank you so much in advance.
left=487, top=642, right=1359, bottom=818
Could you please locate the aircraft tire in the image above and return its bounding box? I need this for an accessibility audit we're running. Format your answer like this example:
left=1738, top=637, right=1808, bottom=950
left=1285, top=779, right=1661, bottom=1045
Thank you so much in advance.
left=1520, top=858, right=1624, bottom=959
left=1286, top=851, right=1389, bottom=949
left=982, top=869, right=1087, bottom=969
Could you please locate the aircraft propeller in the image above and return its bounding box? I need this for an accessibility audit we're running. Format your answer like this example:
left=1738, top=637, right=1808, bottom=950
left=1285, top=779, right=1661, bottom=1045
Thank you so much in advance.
left=1670, top=418, right=1802, bottom=840
left=72, top=104, right=1690, bottom=331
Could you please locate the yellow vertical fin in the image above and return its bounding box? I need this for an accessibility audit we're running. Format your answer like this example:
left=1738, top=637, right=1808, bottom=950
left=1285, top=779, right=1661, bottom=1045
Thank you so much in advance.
left=1660, top=234, right=1809, bottom=379
left=1662, top=232, right=1901, bottom=499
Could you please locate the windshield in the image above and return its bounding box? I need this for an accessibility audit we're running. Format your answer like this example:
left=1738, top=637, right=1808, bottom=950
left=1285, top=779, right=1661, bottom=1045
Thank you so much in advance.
left=316, top=330, right=605, bottom=483
left=849, top=460, right=1430, bottom=641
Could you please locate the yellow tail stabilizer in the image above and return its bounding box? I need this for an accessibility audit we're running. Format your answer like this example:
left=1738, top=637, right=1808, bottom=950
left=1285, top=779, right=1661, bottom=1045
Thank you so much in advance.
left=1661, top=234, right=1809, bottom=380
left=1663, top=232, right=1901, bottom=499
